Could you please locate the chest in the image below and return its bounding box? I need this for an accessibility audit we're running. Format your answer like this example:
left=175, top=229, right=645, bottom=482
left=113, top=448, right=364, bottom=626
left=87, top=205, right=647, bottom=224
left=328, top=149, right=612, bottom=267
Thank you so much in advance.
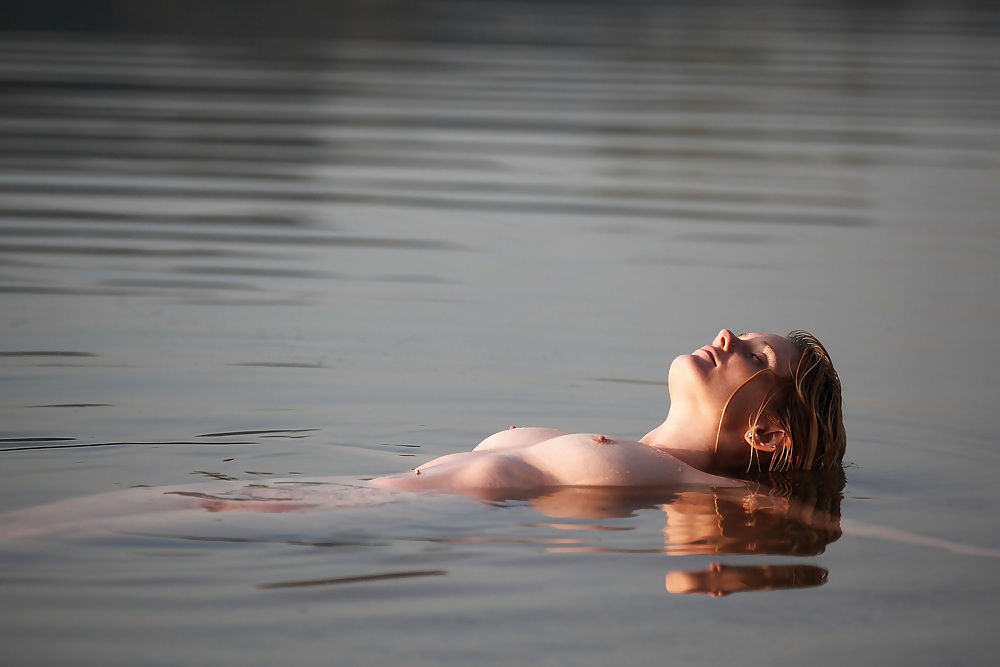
left=524, top=434, right=677, bottom=486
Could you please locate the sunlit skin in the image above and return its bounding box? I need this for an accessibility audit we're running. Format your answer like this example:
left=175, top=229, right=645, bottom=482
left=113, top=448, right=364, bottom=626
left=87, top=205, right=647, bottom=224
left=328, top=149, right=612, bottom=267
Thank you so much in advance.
left=643, top=328, right=803, bottom=471
left=372, top=329, right=803, bottom=492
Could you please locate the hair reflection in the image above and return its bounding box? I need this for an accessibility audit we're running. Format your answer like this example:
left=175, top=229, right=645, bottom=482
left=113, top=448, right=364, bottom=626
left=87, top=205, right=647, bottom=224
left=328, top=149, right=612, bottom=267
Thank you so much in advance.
left=523, top=468, right=843, bottom=555
left=521, top=468, right=845, bottom=595
left=662, top=468, right=845, bottom=557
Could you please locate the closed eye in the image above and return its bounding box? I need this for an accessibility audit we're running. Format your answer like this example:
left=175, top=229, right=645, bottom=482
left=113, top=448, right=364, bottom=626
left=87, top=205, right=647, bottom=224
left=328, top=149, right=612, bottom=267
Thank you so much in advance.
left=740, top=335, right=777, bottom=369
left=759, top=343, right=778, bottom=369
left=749, top=344, right=777, bottom=368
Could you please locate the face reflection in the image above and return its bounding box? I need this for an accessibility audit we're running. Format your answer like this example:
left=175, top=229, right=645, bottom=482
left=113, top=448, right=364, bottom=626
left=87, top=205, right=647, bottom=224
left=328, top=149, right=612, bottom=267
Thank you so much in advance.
left=669, top=329, right=802, bottom=457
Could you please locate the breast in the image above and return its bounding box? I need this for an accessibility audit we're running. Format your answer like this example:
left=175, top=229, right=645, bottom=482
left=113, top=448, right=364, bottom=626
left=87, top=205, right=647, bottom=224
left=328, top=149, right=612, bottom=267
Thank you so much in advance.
left=523, top=433, right=670, bottom=486
left=473, top=426, right=571, bottom=452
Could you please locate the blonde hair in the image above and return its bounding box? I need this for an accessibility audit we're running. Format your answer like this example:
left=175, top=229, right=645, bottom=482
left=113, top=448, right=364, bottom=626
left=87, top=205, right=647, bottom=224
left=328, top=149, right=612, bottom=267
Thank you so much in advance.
left=766, top=330, right=846, bottom=471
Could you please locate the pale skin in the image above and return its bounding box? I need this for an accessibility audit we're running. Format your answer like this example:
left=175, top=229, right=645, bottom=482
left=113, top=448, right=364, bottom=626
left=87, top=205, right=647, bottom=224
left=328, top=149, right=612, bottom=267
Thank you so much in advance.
left=372, top=329, right=803, bottom=493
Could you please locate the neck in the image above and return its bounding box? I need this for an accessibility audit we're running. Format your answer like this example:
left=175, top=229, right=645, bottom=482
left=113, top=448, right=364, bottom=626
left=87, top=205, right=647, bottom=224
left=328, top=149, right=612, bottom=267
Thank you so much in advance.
left=640, top=411, right=719, bottom=471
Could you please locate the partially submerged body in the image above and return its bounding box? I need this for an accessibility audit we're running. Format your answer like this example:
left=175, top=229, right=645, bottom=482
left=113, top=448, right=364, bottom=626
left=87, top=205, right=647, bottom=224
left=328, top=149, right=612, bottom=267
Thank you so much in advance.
left=371, top=427, right=741, bottom=492
left=373, top=327, right=847, bottom=493
left=2, top=328, right=845, bottom=540
left=5, top=327, right=1000, bottom=565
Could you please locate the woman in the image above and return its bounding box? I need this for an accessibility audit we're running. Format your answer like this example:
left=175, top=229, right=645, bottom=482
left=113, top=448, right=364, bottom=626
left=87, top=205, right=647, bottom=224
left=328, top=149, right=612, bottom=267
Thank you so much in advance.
left=0, top=327, right=845, bottom=540
left=373, top=328, right=845, bottom=492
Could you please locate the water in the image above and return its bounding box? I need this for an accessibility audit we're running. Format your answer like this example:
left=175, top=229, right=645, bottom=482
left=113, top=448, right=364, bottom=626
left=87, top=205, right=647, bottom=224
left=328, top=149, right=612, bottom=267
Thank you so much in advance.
left=2, top=1, right=999, bottom=664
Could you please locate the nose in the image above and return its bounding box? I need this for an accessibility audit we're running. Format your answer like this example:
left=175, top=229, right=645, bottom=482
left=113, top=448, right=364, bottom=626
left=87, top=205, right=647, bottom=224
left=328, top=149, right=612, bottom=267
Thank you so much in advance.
left=714, top=328, right=737, bottom=351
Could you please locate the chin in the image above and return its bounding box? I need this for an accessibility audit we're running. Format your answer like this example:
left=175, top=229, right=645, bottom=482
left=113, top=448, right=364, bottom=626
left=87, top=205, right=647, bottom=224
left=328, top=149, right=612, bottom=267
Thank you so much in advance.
left=667, top=354, right=706, bottom=396
left=669, top=353, right=707, bottom=379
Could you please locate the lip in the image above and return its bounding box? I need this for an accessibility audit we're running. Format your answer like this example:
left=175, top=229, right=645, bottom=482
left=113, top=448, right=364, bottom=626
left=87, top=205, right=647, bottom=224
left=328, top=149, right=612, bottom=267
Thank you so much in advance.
left=696, top=346, right=718, bottom=367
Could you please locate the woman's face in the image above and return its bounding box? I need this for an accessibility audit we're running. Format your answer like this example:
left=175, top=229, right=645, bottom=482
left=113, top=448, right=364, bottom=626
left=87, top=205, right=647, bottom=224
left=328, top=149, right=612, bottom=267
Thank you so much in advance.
left=669, top=329, right=802, bottom=460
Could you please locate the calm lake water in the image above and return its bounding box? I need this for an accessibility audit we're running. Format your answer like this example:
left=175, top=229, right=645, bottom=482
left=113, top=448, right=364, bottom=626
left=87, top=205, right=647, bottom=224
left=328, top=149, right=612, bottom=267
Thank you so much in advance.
left=2, top=1, right=999, bottom=665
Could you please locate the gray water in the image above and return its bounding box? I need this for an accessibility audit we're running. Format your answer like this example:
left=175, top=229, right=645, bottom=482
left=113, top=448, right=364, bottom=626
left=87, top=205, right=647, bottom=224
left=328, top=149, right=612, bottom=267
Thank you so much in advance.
left=2, top=1, right=1000, bottom=665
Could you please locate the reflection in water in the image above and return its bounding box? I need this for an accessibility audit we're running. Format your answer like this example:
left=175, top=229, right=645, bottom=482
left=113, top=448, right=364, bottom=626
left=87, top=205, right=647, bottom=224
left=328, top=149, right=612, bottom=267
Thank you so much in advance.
left=665, top=563, right=829, bottom=597
left=505, top=469, right=844, bottom=556
left=0, top=470, right=845, bottom=597
left=518, top=471, right=844, bottom=595
left=664, top=470, right=846, bottom=557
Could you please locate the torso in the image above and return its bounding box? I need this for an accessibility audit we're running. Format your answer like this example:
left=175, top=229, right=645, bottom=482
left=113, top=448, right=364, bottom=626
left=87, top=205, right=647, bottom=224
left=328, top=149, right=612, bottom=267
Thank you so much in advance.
left=373, top=427, right=739, bottom=492
left=520, top=432, right=734, bottom=487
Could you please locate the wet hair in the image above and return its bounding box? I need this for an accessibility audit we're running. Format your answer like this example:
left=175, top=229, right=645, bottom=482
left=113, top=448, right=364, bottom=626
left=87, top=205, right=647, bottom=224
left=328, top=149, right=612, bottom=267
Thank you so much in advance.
left=766, top=330, right=846, bottom=471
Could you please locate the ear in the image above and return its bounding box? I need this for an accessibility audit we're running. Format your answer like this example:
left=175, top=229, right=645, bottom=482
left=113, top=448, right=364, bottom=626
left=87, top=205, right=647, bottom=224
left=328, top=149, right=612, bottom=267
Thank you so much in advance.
left=745, top=423, right=790, bottom=453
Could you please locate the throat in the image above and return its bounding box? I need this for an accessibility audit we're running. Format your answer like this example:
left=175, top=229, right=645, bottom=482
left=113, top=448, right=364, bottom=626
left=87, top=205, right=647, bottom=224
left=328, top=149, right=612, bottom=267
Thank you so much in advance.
left=656, top=445, right=712, bottom=471
left=641, top=420, right=717, bottom=471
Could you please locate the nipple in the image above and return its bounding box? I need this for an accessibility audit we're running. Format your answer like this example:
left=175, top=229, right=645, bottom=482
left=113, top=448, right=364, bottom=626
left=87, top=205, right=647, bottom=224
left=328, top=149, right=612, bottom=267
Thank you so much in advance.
left=594, top=434, right=611, bottom=444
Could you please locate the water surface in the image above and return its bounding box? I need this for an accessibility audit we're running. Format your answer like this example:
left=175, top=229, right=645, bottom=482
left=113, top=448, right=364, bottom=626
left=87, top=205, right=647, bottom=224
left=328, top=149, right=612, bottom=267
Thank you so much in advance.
left=2, top=2, right=999, bottom=665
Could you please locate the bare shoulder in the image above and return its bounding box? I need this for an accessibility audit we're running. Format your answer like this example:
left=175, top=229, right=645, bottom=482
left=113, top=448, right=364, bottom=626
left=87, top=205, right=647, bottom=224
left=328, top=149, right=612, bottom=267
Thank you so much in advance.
left=473, top=426, right=572, bottom=452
